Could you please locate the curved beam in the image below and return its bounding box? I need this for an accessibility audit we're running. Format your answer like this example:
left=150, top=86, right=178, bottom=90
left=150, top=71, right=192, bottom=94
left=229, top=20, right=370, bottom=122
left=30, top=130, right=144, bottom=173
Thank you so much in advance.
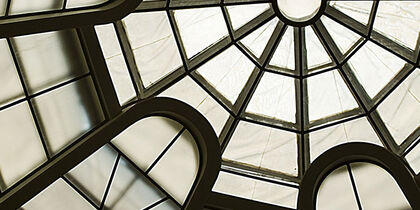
left=0, top=0, right=141, bottom=38
left=297, top=142, right=420, bottom=210
left=0, top=97, right=221, bottom=210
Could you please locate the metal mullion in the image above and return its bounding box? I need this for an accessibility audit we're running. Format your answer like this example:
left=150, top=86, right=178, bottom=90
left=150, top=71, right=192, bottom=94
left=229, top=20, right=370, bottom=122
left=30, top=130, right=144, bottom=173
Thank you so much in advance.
left=6, top=38, right=51, bottom=159
left=306, top=113, right=366, bottom=134
left=400, top=128, right=420, bottom=155
left=166, top=9, right=190, bottom=70
left=113, top=21, right=145, bottom=98
left=403, top=136, right=420, bottom=157
left=99, top=153, right=121, bottom=209
left=144, top=197, right=169, bottom=210
left=264, top=66, right=299, bottom=78
left=220, top=164, right=300, bottom=188
left=62, top=176, right=100, bottom=209
left=233, top=9, right=275, bottom=40
left=366, top=0, right=379, bottom=38
left=241, top=113, right=298, bottom=133
left=295, top=27, right=310, bottom=178
left=108, top=143, right=182, bottom=207
left=307, top=108, right=363, bottom=130
left=221, top=0, right=235, bottom=41
left=4, top=0, right=11, bottom=16
left=145, top=128, right=186, bottom=174
left=314, top=20, right=400, bottom=154
left=324, top=5, right=368, bottom=37
left=347, top=164, right=363, bottom=210
left=62, top=0, right=68, bottom=10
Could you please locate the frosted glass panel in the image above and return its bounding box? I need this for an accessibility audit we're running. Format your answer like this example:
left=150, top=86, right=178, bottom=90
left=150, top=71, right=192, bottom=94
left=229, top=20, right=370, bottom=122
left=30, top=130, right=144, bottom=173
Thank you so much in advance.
left=213, top=171, right=298, bottom=208
left=269, top=26, right=295, bottom=70
left=161, top=77, right=229, bottom=136
left=0, top=0, right=6, bottom=16
left=12, top=30, right=88, bottom=94
left=223, top=121, right=298, bottom=176
left=0, top=102, right=46, bottom=190
left=123, top=12, right=183, bottom=87
left=329, top=1, right=372, bottom=25
left=277, top=0, right=321, bottom=22
left=316, top=165, right=359, bottom=210
left=105, top=158, right=165, bottom=209
left=95, top=24, right=136, bottom=105
left=240, top=18, right=278, bottom=58
left=227, top=3, right=270, bottom=30
left=33, top=78, right=104, bottom=154
left=148, top=130, right=199, bottom=204
left=112, top=117, right=183, bottom=171
left=22, top=179, right=95, bottom=210
left=378, top=69, right=420, bottom=144
left=175, top=7, right=229, bottom=58
left=9, top=0, right=63, bottom=15
left=347, top=41, right=406, bottom=97
left=321, top=15, right=361, bottom=54
left=310, top=117, right=382, bottom=162
left=66, top=0, right=108, bottom=9
left=66, top=145, right=118, bottom=205
left=307, top=70, right=358, bottom=122
left=373, top=1, right=420, bottom=50
left=247, top=72, right=296, bottom=123
left=351, top=163, right=411, bottom=210
left=0, top=39, right=24, bottom=106
left=196, top=45, right=254, bottom=104
left=406, top=141, right=420, bottom=174
left=305, top=26, right=331, bottom=69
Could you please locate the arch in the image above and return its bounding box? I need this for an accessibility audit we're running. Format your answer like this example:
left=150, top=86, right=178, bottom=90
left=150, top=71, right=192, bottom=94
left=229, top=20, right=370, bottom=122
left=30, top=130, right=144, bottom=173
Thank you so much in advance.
left=297, top=142, right=420, bottom=210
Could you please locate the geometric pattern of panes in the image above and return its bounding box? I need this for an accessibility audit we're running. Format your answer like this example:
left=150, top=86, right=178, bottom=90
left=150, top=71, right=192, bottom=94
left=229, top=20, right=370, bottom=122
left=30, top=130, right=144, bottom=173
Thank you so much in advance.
left=96, top=1, right=419, bottom=208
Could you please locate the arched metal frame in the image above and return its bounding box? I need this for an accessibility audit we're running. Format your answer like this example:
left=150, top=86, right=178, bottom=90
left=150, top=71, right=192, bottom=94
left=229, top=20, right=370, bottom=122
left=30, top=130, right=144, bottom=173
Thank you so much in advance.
left=297, top=142, right=420, bottom=210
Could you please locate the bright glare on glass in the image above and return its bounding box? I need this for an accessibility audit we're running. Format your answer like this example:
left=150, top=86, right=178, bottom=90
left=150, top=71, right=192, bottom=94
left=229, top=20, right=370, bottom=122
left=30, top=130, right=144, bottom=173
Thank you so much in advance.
left=277, top=0, right=322, bottom=22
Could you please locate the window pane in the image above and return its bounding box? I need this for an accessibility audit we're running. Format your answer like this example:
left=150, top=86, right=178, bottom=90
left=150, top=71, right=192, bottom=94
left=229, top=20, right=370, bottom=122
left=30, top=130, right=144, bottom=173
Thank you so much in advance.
left=32, top=77, right=104, bottom=155
left=0, top=102, right=46, bottom=190
left=269, top=26, right=295, bottom=70
left=321, top=15, right=361, bottom=55
left=329, top=1, right=372, bottom=25
left=227, top=3, right=270, bottom=30
left=9, top=0, right=63, bottom=15
left=66, top=0, right=108, bottom=9
left=240, top=18, right=278, bottom=58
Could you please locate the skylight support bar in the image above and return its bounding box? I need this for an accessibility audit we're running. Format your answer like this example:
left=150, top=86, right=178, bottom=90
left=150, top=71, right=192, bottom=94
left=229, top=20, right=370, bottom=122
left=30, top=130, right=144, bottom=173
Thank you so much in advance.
left=233, top=9, right=275, bottom=40
left=166, top=9, right=190, bottom=70
left=99, top=153, right=121, bottom=209
left=113, top=21, right=145, bottom=98
left=6, top=38, right=51, bottom=159
left=4, top=0, right=11, bottom=16
left=206, top=192, right=294, bottom=210
left=61, top=175, right=99, bottom=209
left=295, top=27, right=310, bottom=178
left=241, top=113, right=298, bottom=133
left=400, top=128, right=420, bottom=156
left=313, top=20, right=400, bottom=155
left=306, top=112, right=366, bottom=134
left=78, top=26, right=121, bottom=119
left=135, top=0, right=270, bottom=12
left=307, top=108, right=363, bottom=131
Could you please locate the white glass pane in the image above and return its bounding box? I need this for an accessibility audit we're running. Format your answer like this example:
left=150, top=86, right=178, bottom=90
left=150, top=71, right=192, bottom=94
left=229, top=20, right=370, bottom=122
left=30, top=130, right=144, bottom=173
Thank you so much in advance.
left=329, top=1, right=372, bottom=25
left=406, top=140, right=420, bottom=174
left=348, top=41, right=406, bottom=97
left=373, top=1, right=420, bottom=50
left=0, top=102, right=46, bottom=190
left=277, top=0, right=321, bottom=22
left=269, top=26, right=295, bottom=70
left=123, top=12, right=183, bottom=87
left=95, top=24, right=136, bottom=105
left=9, top=0, right=63, bottom=15
left=174, top=7, right=228, bottom=58
left=316, top=165, right=359, bottom=210
left=148, top=130, right=199, bottom=204
left=247, top=72, right=296, bottom=123
left=12, top=30, right=88, bottom=94
left=0, top=39, right=24, bottom=106
left=33, top=78, right=104, bottom=155
left=66, top=145, right=118, bottom=205
left=161, top=77, right=230, bottom=136
left=305, top=26, right=331, bottom=69
left=321, top=15, right=361, bottom=54
left=307, top=70, right=358, bottom=122
left=310, top=117, right=382, bottom=162
left=240, top=18, right=278, bottom=58
left=66, top=0, right=108, bottom=9
left=23, top=179, right=95, bottom=210
left=378, top=69, right=420, bottom=144
left=196, top=45, right=254, bottom=104
left=105, top=158, right=165, bottom=209
left=223, top=121, right=298, bottom=176
left=0, top=0, right=6, bottom=16
left=151, top=199, right=179, bottom=210
left=351, top=163, right=411, bottom=210
left=213, top=171, right=298, bottom=209
left=227, top=3, right=270, bottom=30
left=112, top=116, right=183, bottom=171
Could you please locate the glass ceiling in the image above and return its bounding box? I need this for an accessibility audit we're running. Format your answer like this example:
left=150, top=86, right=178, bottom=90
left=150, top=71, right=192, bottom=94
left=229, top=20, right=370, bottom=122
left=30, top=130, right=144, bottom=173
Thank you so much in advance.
left=0, top=0, right=419, bottom=209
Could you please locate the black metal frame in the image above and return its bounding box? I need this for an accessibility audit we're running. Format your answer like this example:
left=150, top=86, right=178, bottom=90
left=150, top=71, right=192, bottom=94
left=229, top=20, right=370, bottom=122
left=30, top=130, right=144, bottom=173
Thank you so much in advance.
left=0, top=0, right=419, bottom=209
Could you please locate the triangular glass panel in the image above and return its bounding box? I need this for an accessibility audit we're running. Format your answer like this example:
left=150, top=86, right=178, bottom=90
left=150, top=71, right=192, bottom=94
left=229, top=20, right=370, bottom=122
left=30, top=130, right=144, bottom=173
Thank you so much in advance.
left=174, top=7, right=229, bottom=58
left=305, top=26, right=332, bottom=70
left=227, top=3, right=270, bottom=30
left=246, top=72, right=296, bottom=123
left=196, top=45, right=255, bottom=104
left=347, top=41, right=406, bottom=97
left=321, top=15, right=361, bottom=55
left=329, top=1, right=373, bottom=25
left=240, top=18, right=278, bottom=58
left=307, top=70, right=359, bottom=122
left=269, top=26, right=295, bottom=70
